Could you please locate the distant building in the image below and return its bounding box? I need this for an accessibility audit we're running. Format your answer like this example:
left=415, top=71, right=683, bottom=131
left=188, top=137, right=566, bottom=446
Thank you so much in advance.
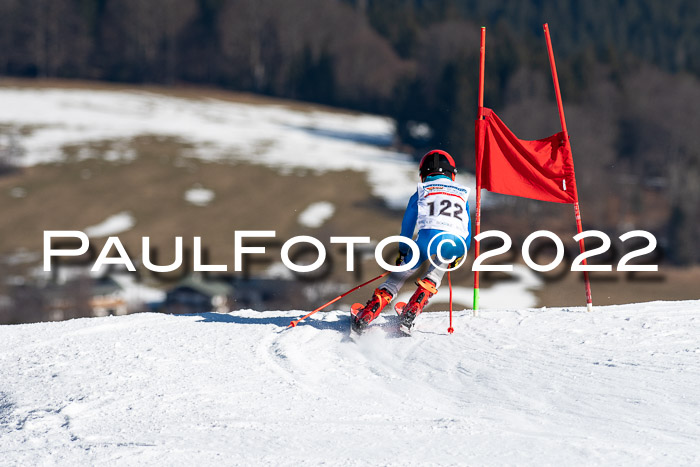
left=45, top=276, right=127, bottom=321
left=165, top=276, right=233, bottom=314
left=228, top=277, right=299, bottom=310
left=89, top=277, right=128, bottom=317
left=164, top=274, right=347, bottom=313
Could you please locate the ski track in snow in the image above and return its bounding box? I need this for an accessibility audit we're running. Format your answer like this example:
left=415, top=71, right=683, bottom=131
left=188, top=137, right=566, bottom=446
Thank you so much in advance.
left=1, top=301, right=699, bottom=465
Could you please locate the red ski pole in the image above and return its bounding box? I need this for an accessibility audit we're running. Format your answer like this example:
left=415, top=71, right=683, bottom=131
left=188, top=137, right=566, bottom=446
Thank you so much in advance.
left=447, top=271, right=454, bottom=334
left=288, top=272, right=390, bottom=328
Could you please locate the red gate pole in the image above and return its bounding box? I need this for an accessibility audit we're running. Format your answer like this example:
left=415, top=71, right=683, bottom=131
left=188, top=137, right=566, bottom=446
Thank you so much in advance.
left=543, top=23, right=593, bottom=312
left=447, top=271, right=454, bottom=334
left=473, top=26, right=486, bottom=316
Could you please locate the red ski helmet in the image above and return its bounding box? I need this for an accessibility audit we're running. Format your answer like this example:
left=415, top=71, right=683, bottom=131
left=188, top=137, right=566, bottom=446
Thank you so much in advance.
left=419, top=149, right=457, bottom=180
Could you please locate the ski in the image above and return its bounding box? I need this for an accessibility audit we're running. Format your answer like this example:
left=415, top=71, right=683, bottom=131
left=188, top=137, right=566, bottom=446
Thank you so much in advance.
left=349, top=302, right=364, bottom=339
left=394, top=302, right=413, bottom=335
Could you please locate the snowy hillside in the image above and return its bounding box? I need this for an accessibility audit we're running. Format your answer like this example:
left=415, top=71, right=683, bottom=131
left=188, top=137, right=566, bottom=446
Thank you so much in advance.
left=0, top=86, right=479, bottom=210
left=1, top=301, right=699, bottom=465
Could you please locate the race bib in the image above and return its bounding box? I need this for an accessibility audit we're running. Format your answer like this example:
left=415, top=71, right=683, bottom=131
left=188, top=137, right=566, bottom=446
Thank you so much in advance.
left=416, top=180, right=471, bottom=237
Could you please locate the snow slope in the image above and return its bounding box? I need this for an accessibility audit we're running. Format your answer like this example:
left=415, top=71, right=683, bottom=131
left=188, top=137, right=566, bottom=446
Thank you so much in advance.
left=1, top=301, right=699, bottom=465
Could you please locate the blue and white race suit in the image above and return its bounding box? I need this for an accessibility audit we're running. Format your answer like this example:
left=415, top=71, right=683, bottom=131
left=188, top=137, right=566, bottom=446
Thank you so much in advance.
left=380, top=174, right=471, bottom=297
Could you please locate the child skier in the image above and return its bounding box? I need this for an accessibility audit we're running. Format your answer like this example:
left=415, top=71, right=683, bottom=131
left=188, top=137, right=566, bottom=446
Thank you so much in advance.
left=352, top=149, right=471, bottom=334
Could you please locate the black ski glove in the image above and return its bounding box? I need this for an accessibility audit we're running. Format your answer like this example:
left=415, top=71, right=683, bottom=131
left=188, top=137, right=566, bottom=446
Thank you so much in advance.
left=395, top=251, right=406, bottom=266
left=450, top=255, right=464, bottom=269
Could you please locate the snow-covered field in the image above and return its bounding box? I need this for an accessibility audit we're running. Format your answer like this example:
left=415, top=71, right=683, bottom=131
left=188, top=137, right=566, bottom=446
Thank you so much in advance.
left=0, top=86, right=479, bottom=210
left=1, top=301, right=699, bottom=465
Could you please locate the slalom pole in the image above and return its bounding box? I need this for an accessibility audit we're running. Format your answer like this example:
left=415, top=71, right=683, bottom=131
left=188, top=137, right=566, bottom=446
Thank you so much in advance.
left=287, top=272, right=390, bottom=328
left=473, top=26, right=486, bottom=317
left=543, top=23, right=593, bottom=312
left=447, top=271, right=454, bottom=334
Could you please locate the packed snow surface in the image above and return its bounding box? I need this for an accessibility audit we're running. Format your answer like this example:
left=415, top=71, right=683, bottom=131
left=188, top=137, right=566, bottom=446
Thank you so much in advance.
left=298, top=201, right=336, bottom=228
left=1, top=300, right=699, bottom=465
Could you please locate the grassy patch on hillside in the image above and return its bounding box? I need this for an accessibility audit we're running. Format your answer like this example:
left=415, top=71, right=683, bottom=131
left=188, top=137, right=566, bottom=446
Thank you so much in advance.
left=0, top=136, right=402, bottom=279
